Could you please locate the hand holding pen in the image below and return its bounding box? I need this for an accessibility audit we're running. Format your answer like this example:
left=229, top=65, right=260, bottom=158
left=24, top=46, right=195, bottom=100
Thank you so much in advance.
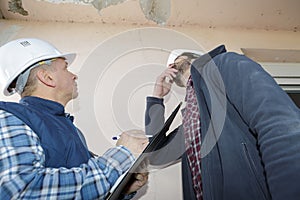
left=115, top=130, right=149, bottom=158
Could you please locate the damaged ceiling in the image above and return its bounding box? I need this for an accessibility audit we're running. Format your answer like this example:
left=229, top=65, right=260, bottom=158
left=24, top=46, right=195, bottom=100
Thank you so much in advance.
left=0, top=0, right=299, bottom=31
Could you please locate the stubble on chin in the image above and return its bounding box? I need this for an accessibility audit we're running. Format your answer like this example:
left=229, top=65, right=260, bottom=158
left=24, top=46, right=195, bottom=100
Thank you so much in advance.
left=173, top=72, right=186, bottom=87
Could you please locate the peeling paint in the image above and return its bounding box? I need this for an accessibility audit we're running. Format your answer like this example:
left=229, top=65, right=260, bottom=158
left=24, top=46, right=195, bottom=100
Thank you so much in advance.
left=13, top=0, right=171, bottom=25
left=139, top=0, right=170, bottom=25
left=90, top=0, right=171, bottom=25
left=36, top=0, right=91, bottom=4
left=8, top=0, right=28, bottom=16
left=91, top=0, right=126, bottom=12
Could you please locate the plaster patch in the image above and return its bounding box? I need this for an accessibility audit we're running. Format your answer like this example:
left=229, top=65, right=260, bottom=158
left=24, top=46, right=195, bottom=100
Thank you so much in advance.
left=91, top=0, right=126, bottom=12
left=90, top=0, right=171, bottom=25
left=22, top=0, right=171, bottom=25
left=35, top=0, right=89, bottom=4
left=139, top=0, right=170, bottom=25
left=8, top=0, right=28, bottom=15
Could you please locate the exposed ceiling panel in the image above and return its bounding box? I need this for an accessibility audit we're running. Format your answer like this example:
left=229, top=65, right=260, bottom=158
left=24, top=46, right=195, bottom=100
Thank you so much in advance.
left=241, top=48, right=300, bottom=63
left=0, top=0, right=299, bottom=31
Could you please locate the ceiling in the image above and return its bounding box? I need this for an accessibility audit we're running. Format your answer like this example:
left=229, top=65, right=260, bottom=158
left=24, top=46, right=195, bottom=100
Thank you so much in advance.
left=0, top=0, right=299, bottom=31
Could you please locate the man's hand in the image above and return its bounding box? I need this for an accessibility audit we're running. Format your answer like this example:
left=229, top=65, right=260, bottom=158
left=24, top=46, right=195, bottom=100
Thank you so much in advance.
left=116, top=130, right=149, bottom=195
left=153, top=65, right=178, bottom=98
left=124, top=172, right=149, bottom=194
left=116, top=130, right=149, bottom=158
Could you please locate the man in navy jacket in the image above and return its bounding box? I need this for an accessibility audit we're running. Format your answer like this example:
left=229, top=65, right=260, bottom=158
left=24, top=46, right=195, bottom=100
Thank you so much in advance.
left=145, top=45, right=300, bottom=199
left=0, top=38, right=148, bottom=199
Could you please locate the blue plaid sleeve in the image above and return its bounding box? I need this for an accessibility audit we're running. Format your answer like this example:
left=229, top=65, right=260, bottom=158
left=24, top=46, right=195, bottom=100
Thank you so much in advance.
left=0, top=110, right=135, bottom=200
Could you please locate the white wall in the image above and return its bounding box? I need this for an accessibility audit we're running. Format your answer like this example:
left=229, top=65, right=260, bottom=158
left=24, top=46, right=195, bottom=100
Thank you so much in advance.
left=0, top=19, right=300, bottom=199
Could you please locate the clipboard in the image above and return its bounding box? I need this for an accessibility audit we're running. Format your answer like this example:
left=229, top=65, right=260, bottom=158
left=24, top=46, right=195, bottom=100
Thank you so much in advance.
left=106, top=102, right=182, bottom=200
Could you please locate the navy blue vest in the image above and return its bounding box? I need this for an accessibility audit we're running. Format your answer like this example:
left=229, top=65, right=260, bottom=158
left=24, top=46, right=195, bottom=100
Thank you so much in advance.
left=0, top=96, right=91, bottom=168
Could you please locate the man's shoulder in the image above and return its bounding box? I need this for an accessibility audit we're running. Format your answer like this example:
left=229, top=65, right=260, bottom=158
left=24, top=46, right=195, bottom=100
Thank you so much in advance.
left=0, top=100, right=20, bottom=107
left=0, top=109, right=12, bottom=116
left=0, top=108, right=27, bottom=127
left=0, top=101, right=32, bottom=127
left=0, top=101, right=23, bottom=115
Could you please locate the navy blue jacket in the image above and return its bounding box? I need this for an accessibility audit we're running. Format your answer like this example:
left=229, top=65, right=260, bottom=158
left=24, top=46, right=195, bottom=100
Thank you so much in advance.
left=0, top=96, right=91, bottom=168
left=145, top=45, right=300, bottom=200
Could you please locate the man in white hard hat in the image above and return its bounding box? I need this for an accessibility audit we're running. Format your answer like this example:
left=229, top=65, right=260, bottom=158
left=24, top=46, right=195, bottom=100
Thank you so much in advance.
left=0, top=38, right=148, bottom=199
left=145, top=45, right=300, bottom=200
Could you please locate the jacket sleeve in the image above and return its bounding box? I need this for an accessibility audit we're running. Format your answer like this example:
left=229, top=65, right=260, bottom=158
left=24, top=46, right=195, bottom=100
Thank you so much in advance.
left=210, top=52, right=300, bottom=200
left=145, top=96, right=165, bottom=135
left=145, top=96, right=185, bottom=166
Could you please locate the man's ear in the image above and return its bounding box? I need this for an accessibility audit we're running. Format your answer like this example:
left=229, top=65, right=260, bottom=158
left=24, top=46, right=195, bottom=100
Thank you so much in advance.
left=36, top=68, right=56, bottom=87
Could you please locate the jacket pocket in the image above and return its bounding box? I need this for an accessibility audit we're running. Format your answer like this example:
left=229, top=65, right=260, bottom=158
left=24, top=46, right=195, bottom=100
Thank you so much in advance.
left=242, top=143, right=269, bottom=200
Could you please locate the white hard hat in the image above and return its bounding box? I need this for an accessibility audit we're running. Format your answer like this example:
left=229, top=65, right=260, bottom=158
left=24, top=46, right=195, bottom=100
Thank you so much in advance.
left=167, top=49, right=204, bottom=66
left=0, top=38, right=76, bottom=96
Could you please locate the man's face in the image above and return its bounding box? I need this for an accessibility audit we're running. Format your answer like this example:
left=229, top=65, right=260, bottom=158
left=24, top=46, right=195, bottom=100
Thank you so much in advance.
left=172, top=56, right=191, bottom=87
left=50, top=58, right=78, bottom=102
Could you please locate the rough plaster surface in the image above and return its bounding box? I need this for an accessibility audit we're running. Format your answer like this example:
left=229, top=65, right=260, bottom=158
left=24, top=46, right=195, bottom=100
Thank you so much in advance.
left=10, top=0, right=171, bottom=24
left=1, top=0, right=298, bottom=31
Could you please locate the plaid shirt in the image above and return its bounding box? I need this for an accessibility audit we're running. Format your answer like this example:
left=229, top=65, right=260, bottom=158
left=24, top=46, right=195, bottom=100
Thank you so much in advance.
left=0, top=110, right=135, bottom=200
left=182, top=77, right=203, bottom=200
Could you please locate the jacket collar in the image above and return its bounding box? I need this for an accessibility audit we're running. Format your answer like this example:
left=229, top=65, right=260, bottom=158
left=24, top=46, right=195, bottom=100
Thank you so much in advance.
left=192, top=45, right=226, bottom=69
left=20, top=96, right=65, bottom=116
